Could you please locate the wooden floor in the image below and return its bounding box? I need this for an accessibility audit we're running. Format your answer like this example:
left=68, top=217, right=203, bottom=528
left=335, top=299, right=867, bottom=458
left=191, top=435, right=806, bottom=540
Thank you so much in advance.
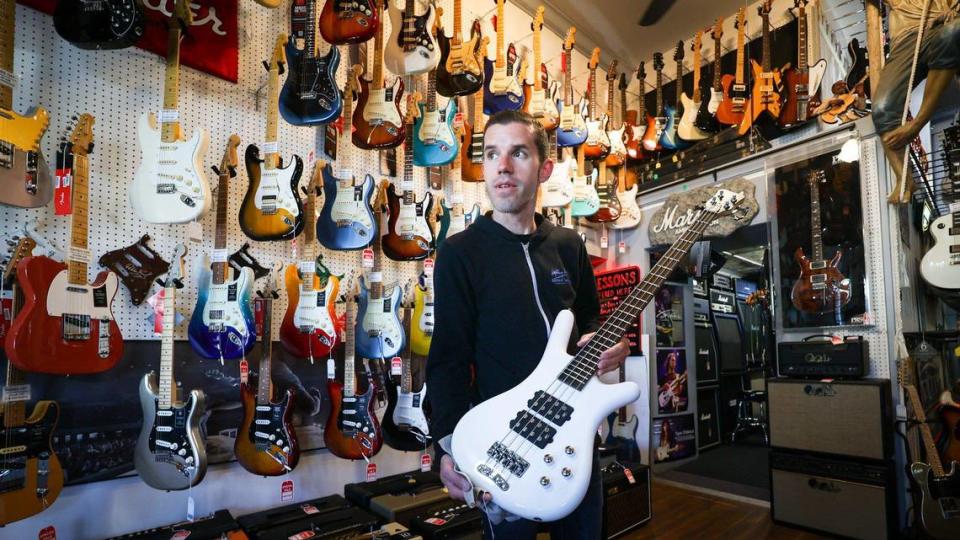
left=621, top=481, right=830, bottom=539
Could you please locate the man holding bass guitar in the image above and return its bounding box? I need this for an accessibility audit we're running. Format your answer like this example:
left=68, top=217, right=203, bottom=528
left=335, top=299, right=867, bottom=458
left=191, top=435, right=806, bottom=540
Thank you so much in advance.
left=426, top=110, right=629, bottom=539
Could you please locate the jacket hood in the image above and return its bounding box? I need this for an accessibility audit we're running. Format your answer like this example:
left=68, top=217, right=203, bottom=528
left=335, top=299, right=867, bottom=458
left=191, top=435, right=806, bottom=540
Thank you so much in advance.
left=472, top=212, right=557, bottom=244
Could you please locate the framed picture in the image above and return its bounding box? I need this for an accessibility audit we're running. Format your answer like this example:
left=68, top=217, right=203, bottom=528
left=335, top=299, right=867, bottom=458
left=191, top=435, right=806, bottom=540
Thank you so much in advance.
left=653, top=415, right=696, bottom=463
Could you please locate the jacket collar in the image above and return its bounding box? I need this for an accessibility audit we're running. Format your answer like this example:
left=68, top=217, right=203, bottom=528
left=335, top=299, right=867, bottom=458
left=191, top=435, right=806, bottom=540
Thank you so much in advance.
left=474, top=212, right=555, bottom=244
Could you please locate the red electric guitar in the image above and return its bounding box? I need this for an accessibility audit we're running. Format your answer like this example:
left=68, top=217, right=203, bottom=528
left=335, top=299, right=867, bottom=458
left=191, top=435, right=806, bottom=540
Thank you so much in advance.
left=5, top=114, right=124, bottom=374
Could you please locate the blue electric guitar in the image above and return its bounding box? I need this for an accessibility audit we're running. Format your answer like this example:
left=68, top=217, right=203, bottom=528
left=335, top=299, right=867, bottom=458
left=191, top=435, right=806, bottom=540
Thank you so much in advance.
left=556, top=28, right=587, bottom=148
left=659, top=41, right=687, bottom=151
left=413, top=69, right=459, bottom=167
left=188, top=136, right=256, bottom=360
left=602, top=363, right=641, bottom=462
left=279, top=1, right=342, bottom=127
left=357, top=194, right=405, bottom=359
left=316, top=66, right=378, bottom=251
left=482, top=0, right=523, bottom=114
left=571, top=145, right=600, bottom=218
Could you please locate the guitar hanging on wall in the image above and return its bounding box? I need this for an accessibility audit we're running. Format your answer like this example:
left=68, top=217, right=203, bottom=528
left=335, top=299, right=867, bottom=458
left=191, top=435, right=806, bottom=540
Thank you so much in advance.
left=626, top=63, right=649, bottom=160
left=717, top=7, right=748, bottom=126
left=6, top=115, right=125, bottom=375
left=382, top=304, right=430, bottom=452
left=413, top=63, right=459, bottom=167
left=583, top=48, right=610, bottom=160
left=483, top=0, right=524, bottom=114
left=659, top=41, right=686, bottom=150
left=779, top=0, right=827, bottom=128
left=522, top=7, right=559, bottom=131
left=280, top=0, right=343, bottom=126
left=98, top=234, right=170, bottom=306
left=920, top=124, right=960, bottom=290
left=134, top=244, right=208, bottom=491
left=384, top=0, right=440, bottom=76
left=354, top=0, right=405, bottom=150
left=697, top=17, right=724, bottom=134
left=436, top=2, right=484, bottom=97
left=677, top=31, right=710, bottom=142
left=738, top=0, right=784, bottom=135
left=604, top=60, right=628, bottom=167
left=556, top=28, right=587, bottom=148
left=437, top=131, right=481, bottom=249
left=641, top=53, right=666, bottom=152
left=461, top=38, right=491, bottom=182
left=54, top=0, right=145, bottom=50
left=318, top=0, right=378, bottom=45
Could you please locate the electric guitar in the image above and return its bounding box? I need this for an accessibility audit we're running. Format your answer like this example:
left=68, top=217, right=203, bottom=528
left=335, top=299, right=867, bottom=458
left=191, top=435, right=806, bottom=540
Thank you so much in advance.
left=130, top=0, right=210, bottom=224
left=586, top=160, right=620, bottom=223
left=604, top=61, right=628, bottom=167
left=0, top=0, right=52, bottom=210
left=413, top=65, right=459, bottom=167
left=357, top=183, right=405, bottom=359
left=779, top=0, right=828, bottom=128
left=583, top=48, right=610, bottom=160
left=318, top=0, right=378, bottom=45
left=383, top=96, right=435, bottom=262
left=482, top=0, right=524, bottom=113
left=611, top=165, right=641, bottom=230
left=281, top=164, right=342, bottom=360
left=556, top=28, right=587, bottom=148
left=236, top=269, right=300, bottom=476
left=0, top=237, right=64, bottom=526
left=790, top=170, right=851, bottom=315
left=920, top=124, right=960, bottom=290
left=436, top=2, right=483, bottom=97
left=570, top=145, right=600, bottom=218
left=410, top=262, right=434, bottom=357
left=53, top=0, right=145, bottom=50
left=717, top=7, right=748, bottom=126
left=241, top=34, right=305, bottom=242
left=461, top=41, right=490, bottom=183
left=677, top=31, right=710, bottom=142
left=437, top=137, right=480, bottom=249
left=450, top=188, right=745, bottom=521
left=6, top=115, right=124, bottom=375
left=899, top=358, right=960, bottom=540
left=318, top=65, right=378, bottom=251
left=697, top=17, right=724, bottom=133
left=280, top=0, right=342, bottom=126
left=188, top=136, right=257, bottom=360
left=540, top=129, right=575, bottom=209
left=521, top=7, right=559, bottom=131
left=382, top=305, right=430, bottom=451
left=658, top=373, right=688, bottom=409
left=135, top=244, right=208, bottom=491
left=738, top=0, right=784, bottom=135
left=325, top=295, right=383, bottom=459
left=602, top=363, right=640, bottom=462
left=353, top=0, right=405, bottom=150
left=384, top=0, right=440, bottom=76
left=626, top=63, right=649, bottom=160
left=641, top=53, right=665, bottom=152
left=659, top=41, right=685, bottom=150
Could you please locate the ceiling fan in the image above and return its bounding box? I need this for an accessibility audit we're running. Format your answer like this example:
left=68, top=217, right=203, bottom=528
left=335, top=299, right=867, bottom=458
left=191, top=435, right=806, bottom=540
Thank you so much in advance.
left=638, top=0, right=676, bottom=26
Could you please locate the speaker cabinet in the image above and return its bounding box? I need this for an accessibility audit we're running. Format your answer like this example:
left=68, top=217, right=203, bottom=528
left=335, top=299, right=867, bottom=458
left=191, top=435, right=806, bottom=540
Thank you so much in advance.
left=694, top=324, right=719, bottom=384
left=602, top=462, right=651, bottom=538
left=768, top=378, right=893, bottom=461
left=697, top=387, right=721, bottom=450
left=770, top=450, right=896, bottom=539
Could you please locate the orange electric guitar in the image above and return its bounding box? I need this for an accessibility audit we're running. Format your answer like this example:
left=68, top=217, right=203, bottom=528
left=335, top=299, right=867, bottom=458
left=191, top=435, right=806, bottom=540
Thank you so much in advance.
left=738, top=1, right=784, bottom=135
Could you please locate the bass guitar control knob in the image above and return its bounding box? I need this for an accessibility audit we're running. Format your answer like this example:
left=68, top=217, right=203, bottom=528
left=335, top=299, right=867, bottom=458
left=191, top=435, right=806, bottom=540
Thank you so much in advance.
left=564, top=446, right=574, bottom=455
left=543, top=454, right=553, bottom=464
left=540, top=476, right=550, bottom=486
left=562, top=468, right=571, bottom=477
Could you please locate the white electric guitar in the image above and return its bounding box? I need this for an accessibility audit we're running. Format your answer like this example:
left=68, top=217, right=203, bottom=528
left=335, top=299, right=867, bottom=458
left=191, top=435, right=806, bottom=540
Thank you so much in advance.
left=920, top=125, right=960, bottom=290
left=384, top=0, right=440, bottom=76
left=540, top=129, right=574, bottom=209
left=130, top=0, right=210, bottom=224
left=610, top=167, right=641, bottom=230
left=451, top=188, right=745, bottom=522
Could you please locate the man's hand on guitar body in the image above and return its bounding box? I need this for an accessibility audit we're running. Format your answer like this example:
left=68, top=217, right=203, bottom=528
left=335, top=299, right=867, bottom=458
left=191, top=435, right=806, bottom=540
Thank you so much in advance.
left=440, top=454, right=492, bottom=503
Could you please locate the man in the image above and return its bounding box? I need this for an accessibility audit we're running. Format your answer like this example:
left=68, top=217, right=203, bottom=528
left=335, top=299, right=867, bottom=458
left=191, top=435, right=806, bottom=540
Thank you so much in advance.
left=426, top=110, right=630, bottom=539
left=870, top=0, right=959, bottom=203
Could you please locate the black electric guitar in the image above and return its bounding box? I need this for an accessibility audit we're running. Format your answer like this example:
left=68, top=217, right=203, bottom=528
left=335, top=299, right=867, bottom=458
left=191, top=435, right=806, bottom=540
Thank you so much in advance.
left=381, top=304, right=430, bottom=452
left=54, top=0, right=145, bottom=50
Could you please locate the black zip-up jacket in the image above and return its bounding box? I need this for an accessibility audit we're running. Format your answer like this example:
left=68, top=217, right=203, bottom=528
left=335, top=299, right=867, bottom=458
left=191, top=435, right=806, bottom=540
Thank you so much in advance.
left=426, top=213, right=601, bottom=457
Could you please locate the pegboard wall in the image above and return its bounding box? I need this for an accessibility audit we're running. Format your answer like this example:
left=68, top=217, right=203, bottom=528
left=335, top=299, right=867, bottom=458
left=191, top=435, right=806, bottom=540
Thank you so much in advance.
left=4, top=1, right=608, bottom=342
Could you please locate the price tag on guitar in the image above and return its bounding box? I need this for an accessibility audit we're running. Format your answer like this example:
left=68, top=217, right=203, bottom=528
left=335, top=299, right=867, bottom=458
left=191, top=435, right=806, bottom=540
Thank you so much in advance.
left=239, top=359, right=249, bottom=385
left=420, top=453, right=432, bottom=472
left=366, top=462, right=377, bottom=482
left=361, top=249, right=374, bottom=269
left=391, top=357, right=402, bottom=375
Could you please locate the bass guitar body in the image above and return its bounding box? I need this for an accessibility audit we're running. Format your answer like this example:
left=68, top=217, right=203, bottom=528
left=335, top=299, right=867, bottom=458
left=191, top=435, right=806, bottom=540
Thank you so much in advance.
left=356, top=279, right=404, bottom=359
left=188, top=264, right=256, bottom=360
left=717, top=74, right=748, bottom=126
left=53, top=0, right=145, bottom=50
left=383, top=3, right=439, bottom=76
left=324, top=381, right=383, bottom=459
left=413, top=100, right=459, bottom=167
left=483, top=58, right=524, bottom=115
left=0, top=401, right=63, bottom=526
left=919, top=213, right=960, bottom=290
left=235, top=383, right=299, bottom=475
left=382, top=186, right=434, bottom=261
left=239, top=145, right=304, bottom=241
left=280, top=267, right=340, bottom=359
left=130, top=113, right=211, bottom=224
left=382, top=382, right=430, bottom=452
left=134, top=372, right=207, bottom=491
left=910, top=462, right=960, bottom=540
left=353, top=77, right=405, bottom=149
left=318, top=0, right=378, bottom=45
left=790, top=248, right=851, bottom=315
left=436, top=33, right=483, bottom=97
left=316, top=167, right=377, bottom=250
left=556, top=100, right=587, bottom=148
left=5, top=256, right=123, bottom=374
left=279, top=40, right=342, bottom=126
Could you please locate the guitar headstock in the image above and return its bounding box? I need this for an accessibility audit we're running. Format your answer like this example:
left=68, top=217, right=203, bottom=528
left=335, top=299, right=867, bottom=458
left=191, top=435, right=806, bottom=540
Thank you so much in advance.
left=164, top=244, right=187, bottom=289
left=606, top=60, right=618, bottom=81
left=219, top=134, right=241, bottom=177
left=759, top=0, right=772, bottom=17
left=673, top=41, right=684, bottom=62
left=374, top=179, right=390, bottom=211
left=346, top=64, right=363, bottom=96
left=735, top=7, right=746, bottom=31
left=588, top=48, right=601, bottom=71
left=636, top=61, right=647, bottom=82
left=711, top=17, right=724, bottom=41
left=69, top=114, right=95, bottom=157
left=531, top=5, right=544, bottom=32
left=405, top=91, right=423, bottom=124
left=171, top=0, right=193, bottom=28
left=794, top=0, right=808, bottom=10
left=257, top=261, right=283, bottom=299
left=2, top=236, right=37, bottom=284
left=692, top=31, right=703, bottom=54
left=470, top=19, right=483, bottom=40
left=702, top=188, right=745, bottom=217
left=807, top=169, right=826, bottom=185
left=271, top=33, right=287, bottom=71
left=618, top=72, right=628, bottom=91
left=563, top=27, right=576, bottom=51
left=653, top=53, right=664, bottom=72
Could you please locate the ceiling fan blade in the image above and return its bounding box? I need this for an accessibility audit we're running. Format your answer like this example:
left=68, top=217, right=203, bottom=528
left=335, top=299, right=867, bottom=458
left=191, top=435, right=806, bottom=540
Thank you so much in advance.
left=638, top=0, right=676, bottom=26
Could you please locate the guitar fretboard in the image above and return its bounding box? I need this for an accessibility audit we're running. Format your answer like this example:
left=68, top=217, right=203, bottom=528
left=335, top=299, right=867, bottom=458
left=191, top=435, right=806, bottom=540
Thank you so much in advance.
left=257, top=294, right=275, bottom=404
left=712, top=33, right=722, bottom=90
left=808, top=173, right=824, bottom=262
left=655, top=65, right=663, bottom=116
left=304, top=0, right=317, bottom=62
left=343, top=301, right=357, bottom=397
left=761, top=8, right=772, bottom=73
left=495, top=0, right=505, bottom=68
left=161, top=23, right=182, bottom=143
left=372, top=0, right=385, bottom=86
left=159, top=286, right=177, bottom=410
left=798, top=4, right=808, bottom=74
left=264, top=53, right=281, bottom=169
left=400, top=307, right=413, bottom=394
left=735, top=10, right=746, bottom=84
left=68, top=152, right=90, bottom=285
left=212, top=170, right=230, bottom=285
left=563, top=46, right=573, bottom=106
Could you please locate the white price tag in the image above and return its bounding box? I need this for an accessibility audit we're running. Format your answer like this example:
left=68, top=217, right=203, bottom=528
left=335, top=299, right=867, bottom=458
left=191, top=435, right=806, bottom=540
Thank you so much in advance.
left=263, top=141, right=279, bottom=154
left=68, top=246, right=91, bottom=264
left=600, top=226, right=609, bottom=249
left=400, top=178, right=414, bottom=191
left=327, top=358, right=336, bottom=379
left=951, top=202, right=960, bottom=213
left=1, top=384, right=31, bottom=403
left=368, top=271, right=383, bottom=283
left=618, top=241, right=626, bottom=254
left=158, top=109, right=179, bottom=122
left=298, top=261, right=316, bottom=274
left=423, top=258, right=434, bottom=278
left=211, top=249, right=228, bottom=263
left=450, top=193, right=464, bottom=205
left=0, top=68, right=18, bottom=89
left=187, top=221, right=203, bottom=243
left=391, top=357, right=402, bottom=375
left=336, top=168, right=353, bottom=180
left=361, top=249, right=375, bottom=269
left=187, top=496, right=195, bottom=521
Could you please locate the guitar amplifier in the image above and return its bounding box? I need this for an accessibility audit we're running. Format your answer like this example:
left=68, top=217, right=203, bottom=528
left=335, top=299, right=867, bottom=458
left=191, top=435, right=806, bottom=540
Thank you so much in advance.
left=408, top=499, right=483, bottom=539
left=601, top=461, right=651, bottom=538
left=346, top=470, right=442, bottom=508
left=768, top=378, right=893, bottom=461
left=236, top=494, right=373, bottom=538
left=777, top=336, right=868, bottom=378
left=250, top=506, right=381, bottom=540
left=370, top=485, right=454, bottom=525
left=697, top=387, right=722, bottom=450
left=709, top=288, right=736, bottom=314
left=770, top=450, right=896, bottom=539
left=107, top=510, right=247, bottom=540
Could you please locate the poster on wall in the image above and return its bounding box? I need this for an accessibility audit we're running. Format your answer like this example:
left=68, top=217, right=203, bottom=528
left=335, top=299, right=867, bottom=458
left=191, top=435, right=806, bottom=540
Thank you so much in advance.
left=653, top=414, right=696, bottom=463
left=655, top=284, right=685, bottom=347
left=595, top=265, right=642, bottom=356
left=656, top=348, right=688, bottom=414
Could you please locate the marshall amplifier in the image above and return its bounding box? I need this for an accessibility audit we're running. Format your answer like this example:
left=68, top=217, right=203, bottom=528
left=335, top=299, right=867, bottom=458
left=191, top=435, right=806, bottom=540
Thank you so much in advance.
left=345, top=470, right=442, bottom=508
left=709, top=288, right=736, bottom=314
left=408, top=499, right=483, bottom=539
left=710, top=272, right=733, bottom=291
left=602, top=461, right=651, bottom=538
left=768, top=378, right=893, bottom=461
left=777, top=336, right=868, bottom=378
left=770, top=450, right=896, bottom=539
left=108, top=510, right=247, bottom=540
left=697, top=387, right=721, bottom=450
left=692, top=277, right=708, bottom=298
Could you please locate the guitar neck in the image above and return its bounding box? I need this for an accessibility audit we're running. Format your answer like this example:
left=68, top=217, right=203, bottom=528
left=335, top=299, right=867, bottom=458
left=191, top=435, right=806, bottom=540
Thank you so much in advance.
left=495, top=0, right=505, bottom=68
left=427, top=69, right=438, bottom=112
left=761, top=12, right=771, bottom=72
left=452, top=0, right=462, bottom=42
left=563, top=49, right=573, bottom=105
left=713, top=36, right=722, bottom=89
left=675, top=61, right=683, bottom=107
left=2, top=290, right=26, bottom=427
left=655, top=70, right=663, bottom=115
left=264, top=64, right=281, bottom=169
left=257, top=296, right=274, bottom=403
left=548, top=130, right=558, bottom=161
left=617, top=362, right=627, bottom=422
left=304, top=0, right=317, bottom=59
left=343, top=303, right=356, bottom=397
left=161, top=24, right=182, bottom=143
left=692, top=50, right=702, bottom=101
left=906, top=384, right=947, bottom=477
left=533, top=27, right=542, bottom=91
left=473, top=81, right=485, bottom=130
left=158, top=286, right=177, bottom=409
left=735, top=20, right=745, bottom=83
left=400, top=308, right=413, bottom=393
left=0, top=0, right=14, bottom=109
left=606, top=76, right=616, bottom=125
left=68, top=152, right=90, bottom=285
left=212, top=172, right=230, bottom=284
left=619, top=87, right=627, bottom=126
left=809, top=178, right=823, bottom=262
left=373, top=1, right=385, bottom=87
left=589, top=68, right=597, bottom=119
left=798, top=6, right=808, bottom=73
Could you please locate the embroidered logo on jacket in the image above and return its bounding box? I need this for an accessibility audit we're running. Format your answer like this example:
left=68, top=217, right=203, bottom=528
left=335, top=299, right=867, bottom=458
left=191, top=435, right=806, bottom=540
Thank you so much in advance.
left=551, top=268, right=571, bottom=285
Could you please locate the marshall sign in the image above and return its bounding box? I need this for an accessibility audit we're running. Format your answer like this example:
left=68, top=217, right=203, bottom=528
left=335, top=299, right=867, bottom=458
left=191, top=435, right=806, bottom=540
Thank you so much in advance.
left=647, top=178, right=760, bottom=246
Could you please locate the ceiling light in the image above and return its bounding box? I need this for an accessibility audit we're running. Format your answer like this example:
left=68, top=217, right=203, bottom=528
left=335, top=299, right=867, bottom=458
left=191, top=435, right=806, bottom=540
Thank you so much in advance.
left=838, top=139, right=860, bottom=163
